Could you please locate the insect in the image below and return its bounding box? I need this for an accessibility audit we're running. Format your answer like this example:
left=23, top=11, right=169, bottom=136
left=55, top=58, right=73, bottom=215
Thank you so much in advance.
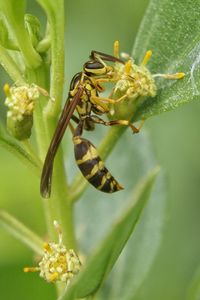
left=40, top=43, right=142, bottom=198
left=40, top=42, right=185, bottom=198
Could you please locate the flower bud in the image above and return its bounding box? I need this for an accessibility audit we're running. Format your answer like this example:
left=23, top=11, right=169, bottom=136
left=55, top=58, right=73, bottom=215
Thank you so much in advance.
left=24, top=14, right=41, bottom=48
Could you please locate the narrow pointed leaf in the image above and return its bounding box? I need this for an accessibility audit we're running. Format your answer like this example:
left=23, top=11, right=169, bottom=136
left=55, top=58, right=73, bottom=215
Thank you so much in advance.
left=60, top=167, right=159, bottom=300
left=104, top=174, right=165, bottom=300
left=187, top=266, right=200, bottom=300
left=0, top=0, right=41, bottom=67
left=0, top=210, right=43, bottom=255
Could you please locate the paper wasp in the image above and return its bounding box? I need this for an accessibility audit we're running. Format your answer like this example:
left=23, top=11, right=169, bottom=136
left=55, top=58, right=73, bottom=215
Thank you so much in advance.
left=40, top=42, right=185, bottom=198
left=40, top=43, right=142, bottom=198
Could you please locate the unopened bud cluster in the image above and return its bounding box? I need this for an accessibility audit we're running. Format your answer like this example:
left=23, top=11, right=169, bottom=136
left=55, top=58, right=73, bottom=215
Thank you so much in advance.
left=4, top=84, right=42, bottom=140
left=4, top=84, right=39, bottom=122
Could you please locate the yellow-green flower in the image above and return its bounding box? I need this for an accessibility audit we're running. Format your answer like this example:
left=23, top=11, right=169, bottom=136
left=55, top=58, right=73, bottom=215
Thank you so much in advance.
left=24, top=221, right=81, bottom=284
left=4, top=84, right=39, bottom=121
left=113, top=50, right=184, bottom=101
left=4, top=83, right=42, bottom=140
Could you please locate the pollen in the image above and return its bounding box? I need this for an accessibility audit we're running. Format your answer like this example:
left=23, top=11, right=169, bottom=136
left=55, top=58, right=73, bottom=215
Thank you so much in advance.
left=24, top=221, right=81, bottom=284
left=4, top=84, right=40, bottom=122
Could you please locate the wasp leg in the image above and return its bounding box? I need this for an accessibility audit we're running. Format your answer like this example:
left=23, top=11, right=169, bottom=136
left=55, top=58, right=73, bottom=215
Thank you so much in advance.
left=71, top=115, right=80, bottom=124
left=90, top=115, right=145, bottom=134
left=68, top=115, right=80, bottom=134
left=72, top=121, right=123, bottom=193
left=91, top=94, right=127, bottom=105
left=95, top=77, right=120, bottom=85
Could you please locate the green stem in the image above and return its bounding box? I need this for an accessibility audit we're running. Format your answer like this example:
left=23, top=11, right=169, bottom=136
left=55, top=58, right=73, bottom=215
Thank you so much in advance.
left=33, top=1, right=75, bottom=250
left=27, top=61, right=75, bottom=250
left=40, top=117, right=75, bottom=248
left=34, top=91, right=73, bottom=246
left=47, top=189, right=76, bottom=249
left=22, top=140, right=42, bottom=168
left=0, top=45, right=25, bottom=84
left=37, top=0, right=65, bottom=116
left=0, top=210, right=43, bottom=255
left=26, top=63, right=50, bottom=159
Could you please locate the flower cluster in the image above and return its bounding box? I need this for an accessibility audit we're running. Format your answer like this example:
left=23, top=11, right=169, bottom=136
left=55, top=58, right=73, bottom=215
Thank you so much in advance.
left=114, top=54, right=157, bottom=100
left=24, top=221, right=81, bottom=284
left=4, top=84, right=40, bottom=122
left=36, top=243, right=81, bottom=283
left=113, top=49, right=184, bottom=101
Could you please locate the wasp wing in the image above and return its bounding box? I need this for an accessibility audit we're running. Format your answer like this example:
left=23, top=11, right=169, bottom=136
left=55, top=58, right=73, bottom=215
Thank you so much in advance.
left=40, top=86, right=84, bottom=198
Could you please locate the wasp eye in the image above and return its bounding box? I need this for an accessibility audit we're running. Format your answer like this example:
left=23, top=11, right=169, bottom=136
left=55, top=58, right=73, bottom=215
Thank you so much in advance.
left=84, top=61, right=106, bottom=75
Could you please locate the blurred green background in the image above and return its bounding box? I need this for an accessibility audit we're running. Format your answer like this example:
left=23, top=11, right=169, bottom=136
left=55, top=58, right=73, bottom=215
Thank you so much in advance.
left=0, top=0, right=200, bottom=299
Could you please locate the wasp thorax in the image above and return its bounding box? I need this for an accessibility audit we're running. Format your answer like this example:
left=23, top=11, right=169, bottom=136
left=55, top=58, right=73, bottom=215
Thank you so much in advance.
left=84, top=60, right=107, bottom=76
left=4, top=84, right=40, bottom=140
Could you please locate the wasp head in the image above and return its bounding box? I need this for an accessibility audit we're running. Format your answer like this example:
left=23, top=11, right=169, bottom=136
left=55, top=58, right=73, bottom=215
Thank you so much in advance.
left=83, top=60, right=112, bottom=77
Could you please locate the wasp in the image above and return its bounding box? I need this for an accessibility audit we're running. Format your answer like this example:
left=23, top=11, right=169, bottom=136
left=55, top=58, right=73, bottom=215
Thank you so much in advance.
left=40, top=42, right=141, bottom=198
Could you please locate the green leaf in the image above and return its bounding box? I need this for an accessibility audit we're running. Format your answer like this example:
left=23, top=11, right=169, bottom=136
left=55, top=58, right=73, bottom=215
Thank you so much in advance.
left=78, top=132, right=166, bottom=300
left=0, top=0, right=41, bottom=68
left=187, top=266, right=200, bottom=300
left=60, top=166, right=159, bottom=300
left=0, top=17, right=14, bottom=49
left=132, top=0, right=200, bottom=120
left=0, top=43, right=25, bottom=83
left=24, top=14, right=41, bottom=48
left=0, top=210, right=43, bottom=255
left=100, top=175, right=165, bottom=300
left=0, top=123, right=40, bottom=174
left=68, top=128, right=166, bottom=299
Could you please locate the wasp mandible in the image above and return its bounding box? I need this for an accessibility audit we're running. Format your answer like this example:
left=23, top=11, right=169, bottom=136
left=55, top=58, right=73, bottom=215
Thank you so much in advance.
left=40, top=42, right=141, bottom=198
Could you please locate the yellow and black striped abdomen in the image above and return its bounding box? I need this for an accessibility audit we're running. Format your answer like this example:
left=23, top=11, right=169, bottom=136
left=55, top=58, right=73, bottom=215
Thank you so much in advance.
left=73, top=136, right=123, bottom=193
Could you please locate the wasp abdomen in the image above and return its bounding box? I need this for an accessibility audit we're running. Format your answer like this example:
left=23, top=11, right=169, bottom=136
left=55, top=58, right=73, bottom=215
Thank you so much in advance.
left=73, top=137, right=123, bottom=193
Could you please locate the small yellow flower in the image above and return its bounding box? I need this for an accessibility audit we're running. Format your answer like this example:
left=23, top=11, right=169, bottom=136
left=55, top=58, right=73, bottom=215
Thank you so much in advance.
left=24, top=221, right=81, bottom=284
